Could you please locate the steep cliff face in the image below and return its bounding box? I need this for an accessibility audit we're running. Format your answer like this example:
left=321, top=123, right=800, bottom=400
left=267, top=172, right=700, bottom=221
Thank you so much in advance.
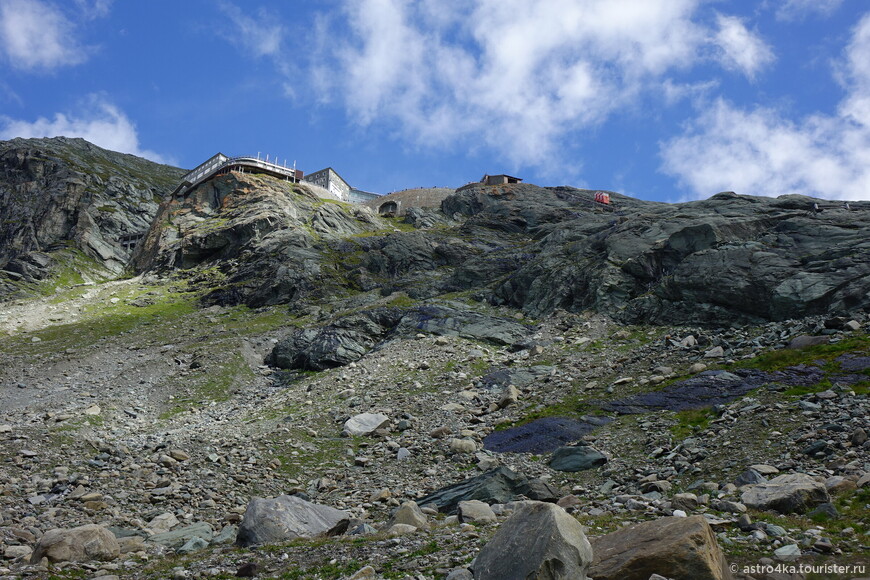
left=0, top=137, right=184, bottom=295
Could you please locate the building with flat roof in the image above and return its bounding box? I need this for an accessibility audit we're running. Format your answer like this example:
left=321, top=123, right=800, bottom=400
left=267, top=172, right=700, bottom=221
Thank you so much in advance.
left=302, top=168, right=351, bottom=201
left=481, top=174, right=522, bottom=185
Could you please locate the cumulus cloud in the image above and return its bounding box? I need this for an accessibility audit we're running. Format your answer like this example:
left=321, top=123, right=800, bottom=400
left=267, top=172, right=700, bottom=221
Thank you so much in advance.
left=0, top=0, right=91, bottom=70
left=0, top=96, right=170, bottom=164
left=315, top=0, right=709, bottom=168
left=661, top=15, right=870, bottom=201
left=713, top=14, right=775, bottom=79
left=776, top=0, right=843, bottom=21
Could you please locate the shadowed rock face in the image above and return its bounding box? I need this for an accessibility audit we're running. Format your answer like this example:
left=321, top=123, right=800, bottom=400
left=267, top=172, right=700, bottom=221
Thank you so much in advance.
left=0, top=137, right=184, bottom=292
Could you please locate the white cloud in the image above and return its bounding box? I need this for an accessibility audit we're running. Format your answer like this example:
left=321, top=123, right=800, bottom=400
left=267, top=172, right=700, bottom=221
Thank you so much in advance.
left=713, top=14, right=775, bottom=79
left=776, top=0, right=843, bottom=21
left=0, top=96, right=171, bottom=164
left=218, top=2, right=285, bottom=59
left=0, top=0, right=90, bottom=70
left=661, top=16, right=870, bottom=201
left=75, top=0, right=112, bottom=20
left=316, top=0, right=709, bottom=168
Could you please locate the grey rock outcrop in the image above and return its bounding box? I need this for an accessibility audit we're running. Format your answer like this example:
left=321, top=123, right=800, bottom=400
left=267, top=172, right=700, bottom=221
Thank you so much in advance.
left=269, top=305, right=530, bottom=371
left=418, top=466, right=558, bottom=514
left=126, top=165, right=870, bottom=326
left=132, top=170, right=383, bottom=307
left=741, top=473, right=830, bottom=514
left=30, top=523, right=120, bottom=564
left=472, top=501, right=593, bottom=580
left=0, top=137, right=183, bottom=295
left=589, top=516, right=732, bottom=580
left=465, top=186, right=870, bottom=325
left=235, top=495, right=349, bottom=547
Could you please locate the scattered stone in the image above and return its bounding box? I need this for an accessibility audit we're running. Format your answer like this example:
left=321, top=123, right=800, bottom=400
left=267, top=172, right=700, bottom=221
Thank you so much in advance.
left=3, top=545, right=31, bottom=560
left=385, top=501, right=429, bottom=531
left=236, top=562, right=258, bottom=577
left=807, top=502, right=839, bottom=520
left=774, top=544, right=801, bottom=561
left=671, top=493, right=699, bottom=512
left=169, top=449, right=190, bottom=461
left=177, top=536, right=209, bottom=554
left=343, top=413, right=389, bottom=437
left=787, top=335, right=829, bottom=349
left=703, top=346, right=724, bottom=358
left=749, top=464, right=779, bottom=475
left=549, top=446, right=607, bottom=472
left=346, top=565, right=378, bottom=580
left=497, top=385, right=520, bottom=408
left=150, top=522, right=213, bottom=549
left=734, top=468, right=766, bottom=486
left=457, top=500, right=497, bottom=524
left=147, top=513, right=179, bottom=534
left=473, top=501, right=592, bottom=580
left=386, top=523, right=418, bottom=535
left=449, top=438, right=477, bottom=454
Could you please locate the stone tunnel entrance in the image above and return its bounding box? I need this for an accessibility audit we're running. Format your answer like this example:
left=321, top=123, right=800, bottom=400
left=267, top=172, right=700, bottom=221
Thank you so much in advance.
left=378, top=201, right=398, bottom=216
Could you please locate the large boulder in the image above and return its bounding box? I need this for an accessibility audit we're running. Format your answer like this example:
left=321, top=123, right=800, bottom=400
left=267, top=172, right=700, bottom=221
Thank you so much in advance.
left=472, top=501, right=592, bottom=580
left=589, top=515, right=731, bottom=580
left=741, top=473, right=830, bottom=514
left=30, top=524, right=120, bottom=564
left=269, top=308, right=402, bottom=371
left=236, top=495, right=349, bottom=547
left=418, top=467, right=557, bottom=514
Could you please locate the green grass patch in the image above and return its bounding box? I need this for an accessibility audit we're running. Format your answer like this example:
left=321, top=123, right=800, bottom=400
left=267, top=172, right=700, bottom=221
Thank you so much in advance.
left=729, top=333, right=869, bottom=372
left=670, top=407, right=716, bottom=440
left=220, top=304, right=298, bottom=335
left=159, top=350, right=255, bottom=419
left=1, top=289, right=196, bottom=356
left=281, top=560, right=364, bottom=579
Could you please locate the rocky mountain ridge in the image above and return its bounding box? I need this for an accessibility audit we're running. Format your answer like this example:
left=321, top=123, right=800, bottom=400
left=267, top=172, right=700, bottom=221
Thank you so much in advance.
left=0, top=138, right=867, bottom=579
left=0, top=137, right=184, bottom=298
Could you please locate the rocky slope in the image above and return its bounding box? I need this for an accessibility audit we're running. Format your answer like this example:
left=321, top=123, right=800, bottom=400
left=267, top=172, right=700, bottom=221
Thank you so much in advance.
left=0, top=137, right=184, bottom=297
left=0, top=144, right=867, bottom=579
left=133, top=177, right=870, bottom=329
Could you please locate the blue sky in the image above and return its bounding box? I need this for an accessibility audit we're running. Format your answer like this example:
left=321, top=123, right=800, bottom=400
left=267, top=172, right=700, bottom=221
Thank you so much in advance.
left=1, top=0, right=869, bottom=202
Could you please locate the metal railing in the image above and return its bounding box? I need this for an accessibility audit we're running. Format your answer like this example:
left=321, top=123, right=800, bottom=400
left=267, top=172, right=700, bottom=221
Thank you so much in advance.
left=173, top=155, right=300, bottom=196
